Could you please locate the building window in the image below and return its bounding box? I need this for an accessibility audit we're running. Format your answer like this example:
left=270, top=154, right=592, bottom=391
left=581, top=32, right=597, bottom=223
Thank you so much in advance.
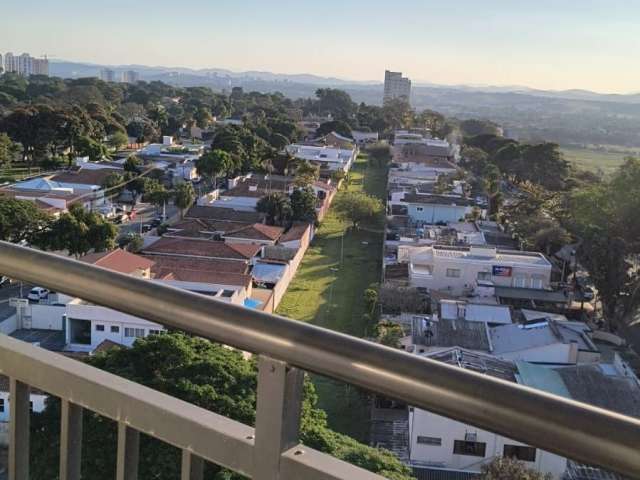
left=416, top=207, right=424, bottom=212
left=148, top=329, right=162, bottom=336
left=0, top=398, right=4, bottom=413
left=29, top=401, right=33, bottom=412
left=417, top=436, right=442, bottom=446
left=514, top=276, right=527, bottom=288
left=124, top=328, right=145, bottom=338
left=477, top=271, right=491, bottom=281
left=446, top=268, right=461, bottom=278
left=95, top=324, right=105, bottom=332
left=504, top=445, right=536, bottom=462
left=110, top=326, right=120, bottom=333
left=453, top=440, right=486, bottom=457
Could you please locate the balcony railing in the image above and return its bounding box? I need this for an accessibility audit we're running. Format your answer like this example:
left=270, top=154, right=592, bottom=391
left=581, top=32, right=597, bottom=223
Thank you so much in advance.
left=0, top=240, right=639, bottom=480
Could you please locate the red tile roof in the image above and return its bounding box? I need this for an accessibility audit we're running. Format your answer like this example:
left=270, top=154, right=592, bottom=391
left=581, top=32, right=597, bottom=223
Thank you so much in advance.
left=140, top=254, right=248, bottom=275
left=185, top=205, right=264, bottom=223
left=50, top=167, right=122, bottom=186
left=80, top=249, right=155, bottom=274
left=142, top=237, right=260, bottom=260
left=224, top=223, right=284, bottom=241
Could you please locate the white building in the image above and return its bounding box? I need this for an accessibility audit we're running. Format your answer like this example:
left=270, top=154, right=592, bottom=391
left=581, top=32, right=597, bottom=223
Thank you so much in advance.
left=286, top=144, right=356, bottom=172
left=383, top=70, right=411, bottom=104
left=122, top=70, right=140, bottom=83
left=398, top=245, right=552, bottom=295
left=407, top=348, right=640, bottom=479
left=2, top=52, right=48, bottom=76
left=100, top=68, right=117, bottom=82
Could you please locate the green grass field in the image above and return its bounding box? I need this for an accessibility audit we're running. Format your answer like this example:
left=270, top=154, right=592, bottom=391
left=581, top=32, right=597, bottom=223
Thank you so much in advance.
left=561, top=147, right=633, bottom=175
left=276, top=154, right=387, bottom=441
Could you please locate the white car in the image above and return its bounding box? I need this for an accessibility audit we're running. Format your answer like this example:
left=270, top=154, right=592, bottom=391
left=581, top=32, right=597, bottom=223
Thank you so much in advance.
left=27, top=287, right=49, bottom=302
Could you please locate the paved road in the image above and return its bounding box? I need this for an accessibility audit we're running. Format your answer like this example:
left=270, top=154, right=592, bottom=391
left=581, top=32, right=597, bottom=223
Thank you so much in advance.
left=118, top=202, right=179, bottom=236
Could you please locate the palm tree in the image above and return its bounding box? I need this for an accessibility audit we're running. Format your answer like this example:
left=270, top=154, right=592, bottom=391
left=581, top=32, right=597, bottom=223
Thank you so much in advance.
left=256, top=192, right=292, bottom=226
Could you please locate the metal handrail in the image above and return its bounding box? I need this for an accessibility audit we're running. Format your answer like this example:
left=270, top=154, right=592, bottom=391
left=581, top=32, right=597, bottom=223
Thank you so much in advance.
left=1, top=241, right=640, bottom=478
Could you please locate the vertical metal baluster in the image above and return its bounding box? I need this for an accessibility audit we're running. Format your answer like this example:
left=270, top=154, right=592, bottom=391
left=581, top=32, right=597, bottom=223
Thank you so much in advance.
left=181, top=450, right=204, bottom=480
left=253, top=355, right=304, bottom=480
left=116, top=422, right=140, bottom=480
left=9, top=378, right=30, bottom=480
left=59, top=399, right=83, bottom=480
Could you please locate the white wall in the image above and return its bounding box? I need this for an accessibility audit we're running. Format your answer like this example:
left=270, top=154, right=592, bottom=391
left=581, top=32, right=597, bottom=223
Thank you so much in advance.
left=409, top=408, right=567, bottom=478
left=0, top=391, right=47, bottom=445
left=65, top=303, right=164, bottom=351
left=29, top=304, right=65, bottom=330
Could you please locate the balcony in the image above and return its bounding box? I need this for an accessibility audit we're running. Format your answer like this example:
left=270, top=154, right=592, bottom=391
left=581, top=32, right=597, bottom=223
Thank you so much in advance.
left=0, top=241, right=639, bottom=480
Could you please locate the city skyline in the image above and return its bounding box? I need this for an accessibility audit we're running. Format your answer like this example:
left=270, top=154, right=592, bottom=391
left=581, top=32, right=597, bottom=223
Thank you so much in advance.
left=2, top=0, right=639, bottom=94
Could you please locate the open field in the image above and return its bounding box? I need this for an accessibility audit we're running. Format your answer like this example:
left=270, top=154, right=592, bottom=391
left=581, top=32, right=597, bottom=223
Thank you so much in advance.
left=276, top=153, right=387, bottom=441
left=561, top=146, right=636, bottom=175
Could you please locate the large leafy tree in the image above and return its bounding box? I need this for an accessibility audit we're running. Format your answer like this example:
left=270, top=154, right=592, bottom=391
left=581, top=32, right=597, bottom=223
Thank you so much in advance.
left=566, top=157, right=640, bottom=330
left=333, top=191, right=383, bottom=229
left=0, top=132, right=20, bottom=167
left=316, top=120, right=353, bottom=139
left=174, top=182, right=196, bottom=218
left=290, top=187, right=317, bottom=223
left=0, top=197, right=51, bottom=243
left=196, top=149, right=236, bottom=186
left=257, top=192, right=292, bottom=226
left=36, top=204, right=117, bottom=258
left=29, top=334, right=413, bottom=480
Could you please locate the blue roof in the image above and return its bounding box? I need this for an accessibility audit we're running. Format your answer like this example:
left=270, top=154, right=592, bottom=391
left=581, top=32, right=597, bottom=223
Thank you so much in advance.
left=516, top=361, right=572, bottom=399
left=244, top=298, right=262, bottom=309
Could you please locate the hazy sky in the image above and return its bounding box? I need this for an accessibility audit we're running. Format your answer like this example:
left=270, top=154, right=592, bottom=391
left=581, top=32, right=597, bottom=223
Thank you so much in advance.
left=2, top=0, right=638, bottom=93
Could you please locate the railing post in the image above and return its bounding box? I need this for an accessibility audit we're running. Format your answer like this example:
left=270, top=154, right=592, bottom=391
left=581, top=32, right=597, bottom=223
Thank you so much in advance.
left=253, top=355, right=304, bottom=480
left=181, top=450, right=204, bottom=480
left=9, top=378, right=30, bottom=480
left=116, top=422, right=140, bottom=480
left=60, top=399, right=83, bottom=480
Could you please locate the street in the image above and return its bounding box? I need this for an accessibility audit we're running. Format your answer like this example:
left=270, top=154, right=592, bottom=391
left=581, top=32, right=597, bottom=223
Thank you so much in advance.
left=118, top=202, right=179, bottom=236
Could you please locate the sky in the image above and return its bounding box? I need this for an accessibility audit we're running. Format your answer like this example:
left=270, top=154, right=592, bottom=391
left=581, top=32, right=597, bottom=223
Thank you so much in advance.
left=1, top=0, right=639, bottom=94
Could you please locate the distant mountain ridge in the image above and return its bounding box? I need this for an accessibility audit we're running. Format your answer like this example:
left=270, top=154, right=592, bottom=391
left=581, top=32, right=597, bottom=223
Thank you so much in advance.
left=49, top=59, right=640, bottom=104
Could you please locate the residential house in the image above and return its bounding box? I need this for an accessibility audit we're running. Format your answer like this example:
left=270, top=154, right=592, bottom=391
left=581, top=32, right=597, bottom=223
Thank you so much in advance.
left=398, top=245, right=552, bottom=295
left=400, top=193, right=477, bottom=225
left=142, top=237, right=262, bottom=264
left=222, top=223, right=284, bottom=246
left=439, top=299, right=512, bottom=325
left=352, top=131, right=379, bottom=145
left=406, top=348, right=640, bottom=479
left=317, top=131, right=356, bottom=150
left=489, top=321, right=600, bottom=365
left=286, top=144, right=357, bottom=173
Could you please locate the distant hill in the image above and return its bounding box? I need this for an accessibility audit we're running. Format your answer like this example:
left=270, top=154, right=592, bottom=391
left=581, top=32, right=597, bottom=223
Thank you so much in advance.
left=48, top=59, right=640, bottom=148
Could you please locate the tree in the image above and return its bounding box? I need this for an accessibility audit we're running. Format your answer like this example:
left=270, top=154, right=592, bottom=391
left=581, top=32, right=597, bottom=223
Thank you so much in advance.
left=123, top=155, right=142, bottom=173
left=293, top=160, right=320, bottom=187
left=174, top=182, right=195, bottom=218
left=367, top=143, right=391, bottom=167
left=0, top=198, right=51, bottom=243
left=0, top=132, right=20, bottom=167
left=376, top=321, right=404, bottom=348
left=196, top=149, right=235, bottom=186
left=257, top=192, right=292, bottom=226
left=333, top=191, right=383, bottom=229
left=562, top=157, right=640, bottom=330
left=37, top=204, right=117, bottom=258
left=290, top=187, right=317, bottom=223
left=480, top=457, right=551, bottom=480
left=107, top=131, right=129, bottom=151
left=143, top=179, right=172, bottom=213
left=314, top=88, right=356, bottom=120
left=383, top=98, right=413, bottom=130
left=316, top=120, right=353, bottom=139
left=482, top=164, right=502, bottom=218
left=29, top=333, right=413, bottom=480
left=76, top=135, right=108, bottom=161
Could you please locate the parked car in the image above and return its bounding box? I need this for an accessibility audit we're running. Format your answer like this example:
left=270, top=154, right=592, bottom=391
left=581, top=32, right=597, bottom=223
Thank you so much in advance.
left=27, top=287, right=49, bottom=301
left=150, top=217, right=163, bottom=228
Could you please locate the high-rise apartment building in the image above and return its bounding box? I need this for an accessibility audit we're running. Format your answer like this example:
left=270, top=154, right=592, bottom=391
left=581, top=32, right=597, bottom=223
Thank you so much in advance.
left=0, top=54, right=3, bottom=74
left=122, top=70, right=140, bottom=83
left=2, top=52, right=49, bottom=76
left=100, top=68, right=117, bottom=82
left=383, top=70, right=411, bottom=104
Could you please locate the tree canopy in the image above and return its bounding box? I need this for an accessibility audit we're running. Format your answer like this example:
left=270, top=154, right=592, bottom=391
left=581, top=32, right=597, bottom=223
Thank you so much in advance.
left=30, top=333, right=414, bottom=480
left=333, top=191, right=383, bottom=228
